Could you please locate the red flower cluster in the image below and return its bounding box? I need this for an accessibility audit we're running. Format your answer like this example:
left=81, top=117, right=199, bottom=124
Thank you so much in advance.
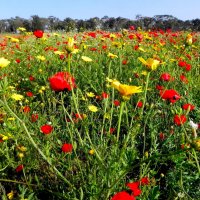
left=111, top=177, right=149, bottom=200
left=174, top=114, right=187, bottom=126
left=49, top=72, right=76, bottom=92
left=160, top=89, right=180, bottom=103
left=178, top=60, right=191, bottom=71
left=40, top=124, right=53, bottom=134
left=182, top=103, right=195, bottom=111
left=33, top=30, right=44, bottom=38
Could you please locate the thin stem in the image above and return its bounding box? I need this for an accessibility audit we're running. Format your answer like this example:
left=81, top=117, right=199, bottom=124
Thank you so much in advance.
left=141, top=71, right=150, bottom=117
left=116, top=101, right=125, bottom=142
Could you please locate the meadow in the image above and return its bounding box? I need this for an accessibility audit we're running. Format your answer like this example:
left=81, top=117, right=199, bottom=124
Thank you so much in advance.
left=0, top=27, right=200, bottom=200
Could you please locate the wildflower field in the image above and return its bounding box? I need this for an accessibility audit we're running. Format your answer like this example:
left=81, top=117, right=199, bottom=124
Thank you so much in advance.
left=0, top=28, right=200, bottom=200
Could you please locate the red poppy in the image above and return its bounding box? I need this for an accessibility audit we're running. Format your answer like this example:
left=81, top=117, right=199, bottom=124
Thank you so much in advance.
left=182, top=103, right=195, bottom=111
left=26, top=91, right=33, bottom=97
left=40, top=124, right=53, bottom=134
left=160, top=89, right=180, bottom=103
left=110, top=128, right=116, bottom=134
left=111, top=191, right=135, bottom=200
left=49, top=72, right=76, bottom=92
left=129, top=26, right=135, bottom=31
left=140, top=177, right=149, bottom=185
left=160, top=73, right=171, bottom=81
left=31, top=114, right=39, bottom=122
left=159, top=133, right=165, bottom=140
left=178, top=60, right=186, bottom=68
left=16, top=59, right=21, bottom=63
left=33, top=30, right=44, bottom=38
left=136, top=101, right=143, bottom=108
left=114, top=100, right=120, bottom=106
left=126, top=182, right=141, bottom=197
left=180, top=74, right=188, bottom=84
left=29, top=75, right=35, bottom=81
left=61, top=143, right=73, bottom=153
left=156, top=85, right=164, bottom=90
left=23, top=106, right=31, bottom=113
left=185, top=63, right=191, bottom=71
left=102, top=92, right=109, bottom=99
left=122, top=60, right=128, bottom=65
left=174, top=115, right=187, bottom=126
left=16, top=164, right=24, bottom=172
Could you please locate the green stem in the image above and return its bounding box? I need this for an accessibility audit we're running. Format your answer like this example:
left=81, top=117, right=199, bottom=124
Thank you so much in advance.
left=68, top=54, right=71, bottom=73
left=116, top=101, right=125, bottom=142
left=192, top=148, right=200, bottom=174
left=141, top=72, right=150, bottom=117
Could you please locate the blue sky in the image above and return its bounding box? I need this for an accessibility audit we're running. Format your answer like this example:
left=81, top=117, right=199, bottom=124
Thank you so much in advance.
left=0, top=0, right=199, bottom=20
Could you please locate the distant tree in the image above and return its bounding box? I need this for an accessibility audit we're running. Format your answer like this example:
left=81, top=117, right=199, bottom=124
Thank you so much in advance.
left=48, top=16, right=60, bottom=32
left=76, top=19, right=87, bottom=32
left=63, top=17, right=76, bottom=32
left=31, top=15, right=44, bottom=31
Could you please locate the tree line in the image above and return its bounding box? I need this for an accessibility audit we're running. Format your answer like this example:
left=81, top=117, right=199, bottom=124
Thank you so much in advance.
left=0, top=15, right=200, bottom=33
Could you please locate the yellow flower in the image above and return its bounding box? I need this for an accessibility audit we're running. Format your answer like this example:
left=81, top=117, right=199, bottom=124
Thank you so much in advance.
left=11, top=93, right=24, bottom=101
left=36, top=55, right=46, bottom=61
left=141, top=70, right=148, bottom=76
left=7, top=190, right=14, bottom=200
left=18, top=152, right=24, bottom=158
left=17, top=27, right=26, bottom=32
left=89, top=149, right=95, bottom=155
left=17, top=145, right=27, bottom=152
left=54, top=50, right=64, bottom=55
left=107, top=78, right=142, bottom=99
left=81, top=56, right=93, bottom=62
left=109, top=33, right=117, bottom=39
left=66, top=37, right=75, bottom=53
left=0, top=57, right=10, bottom=68
left=86, top=92, right=95, bottom=97
left=53, top=33, right=60, bottom=37
left=10, top=37, right=19, bottom=43
left=186, top=34, right=192, bottom=45
left=138, top=57, right=160, bottom=71
left=108, top=52, right=118, bottom=59
left=88, top=105, right=98, bottom=112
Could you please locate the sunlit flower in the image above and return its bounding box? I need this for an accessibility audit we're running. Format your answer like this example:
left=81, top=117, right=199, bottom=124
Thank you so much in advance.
left=11, top=93, right=24, bottom=101
left=66, top=37, right=75, bottom=53
left=107, top=78, right=142, bottom=100
left=0, top=57, right=10, bottom=68
left=36, top=55, right=46, bottom=61
left=81, top=56, right=93, bottom=62
left=108, top=52, right=118, bottom=59
left=186, top=34, right=192, bottom=45
left=49, top=72, right=76, bottom=92
left=86, top=92, right=95, bottom=97
left=89, top=149, right=95, bottom=155
left=17, top=27, right=26, bottom=32
left=10, top=37, right=19, bottom=43
left=54, top=50, right=65, bottom=55
left=88, top=105, right=98, bottom=112
left=138, top=57, right=160, bottom=70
